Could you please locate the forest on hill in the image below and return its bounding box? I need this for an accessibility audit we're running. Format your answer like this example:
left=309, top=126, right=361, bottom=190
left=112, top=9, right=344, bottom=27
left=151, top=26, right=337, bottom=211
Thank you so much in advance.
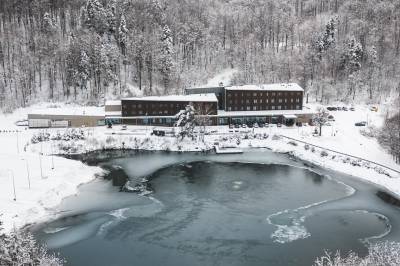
left=0, top=0, right=399, bottom=110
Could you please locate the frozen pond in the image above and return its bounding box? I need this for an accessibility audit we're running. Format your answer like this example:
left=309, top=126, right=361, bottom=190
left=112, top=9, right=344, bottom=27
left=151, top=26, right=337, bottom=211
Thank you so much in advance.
left=33, top=149, right=400, bottom=266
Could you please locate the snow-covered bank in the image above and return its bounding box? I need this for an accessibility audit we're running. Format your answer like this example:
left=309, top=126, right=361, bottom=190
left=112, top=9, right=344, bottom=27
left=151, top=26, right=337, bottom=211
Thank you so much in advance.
left=0, top=105, right=103, bottom=233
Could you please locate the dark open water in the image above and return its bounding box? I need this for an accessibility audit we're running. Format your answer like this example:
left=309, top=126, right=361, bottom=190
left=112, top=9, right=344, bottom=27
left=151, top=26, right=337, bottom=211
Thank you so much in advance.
left=33, top=150, right=400, bottom=266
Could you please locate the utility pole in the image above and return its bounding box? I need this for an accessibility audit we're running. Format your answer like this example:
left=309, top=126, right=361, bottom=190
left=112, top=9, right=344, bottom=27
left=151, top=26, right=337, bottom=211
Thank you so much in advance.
left=39, top=152, right=43, bottom=179
left=16, top=130, right=19, bottom=154
left=22, top=158, right=31, bottom=189
left=51, top=141, right=54, bottom=170
left=9, top=170, right=16, bottom=201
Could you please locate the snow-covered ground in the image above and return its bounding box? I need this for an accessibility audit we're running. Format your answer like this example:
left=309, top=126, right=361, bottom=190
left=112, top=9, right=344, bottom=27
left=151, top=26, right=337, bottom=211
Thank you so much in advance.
left=0, top=103, right=103, bottom=233
left=201, top=68, right=238, bottom=87
left=1, top=101, right=400, bottom=234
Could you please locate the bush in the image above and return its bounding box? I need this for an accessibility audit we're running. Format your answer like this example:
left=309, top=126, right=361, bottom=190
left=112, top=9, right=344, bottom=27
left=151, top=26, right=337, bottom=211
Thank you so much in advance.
left=320, top=150, right=328, bottom=157
left=314, top=241, right=400, bottom=266
left=0, top=222, right=64, bottom=265
left=288, top=141, right=298, bottom=146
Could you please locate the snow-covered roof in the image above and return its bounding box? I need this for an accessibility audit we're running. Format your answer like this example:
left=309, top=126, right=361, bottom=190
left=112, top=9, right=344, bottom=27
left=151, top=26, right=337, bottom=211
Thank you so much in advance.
left=105, top=100, right=121, bottom=106
left=28, top=106, right=104, bottom=117
left=226, top=83, right=304, bottom=92
left=122, top=93, right=218, bottom=102
left=105, top=111, right=122, bottom=117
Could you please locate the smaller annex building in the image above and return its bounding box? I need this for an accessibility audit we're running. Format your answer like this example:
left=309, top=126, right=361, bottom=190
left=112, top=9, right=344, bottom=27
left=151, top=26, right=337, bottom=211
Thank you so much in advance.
left=28, top=106, right=105, bottom=128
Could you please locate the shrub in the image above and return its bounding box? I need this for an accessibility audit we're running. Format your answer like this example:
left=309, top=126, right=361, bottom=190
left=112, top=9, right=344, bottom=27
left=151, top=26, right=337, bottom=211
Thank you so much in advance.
left=320, top=150, right=328, bottom=157
left=314, top=241, right=400, bottom=266
left=288, top=141, right=298, bottom=146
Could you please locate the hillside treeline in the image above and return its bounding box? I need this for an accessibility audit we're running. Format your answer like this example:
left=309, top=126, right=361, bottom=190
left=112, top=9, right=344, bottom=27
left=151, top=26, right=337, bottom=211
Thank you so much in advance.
left=0, top=0, right=399, bottom=110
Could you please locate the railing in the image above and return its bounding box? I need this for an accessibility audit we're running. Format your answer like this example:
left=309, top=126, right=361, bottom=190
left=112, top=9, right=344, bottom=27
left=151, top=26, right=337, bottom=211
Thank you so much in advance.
left=279, top=135, right=400, bottom=175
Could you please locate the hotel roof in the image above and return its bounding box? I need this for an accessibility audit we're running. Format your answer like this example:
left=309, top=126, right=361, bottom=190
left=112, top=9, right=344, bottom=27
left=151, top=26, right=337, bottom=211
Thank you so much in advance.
left=122, top=93, right=218, bottom=102
left=105, top=100, right=121, bottom=106
left=225, top=83, right=304, bottom=92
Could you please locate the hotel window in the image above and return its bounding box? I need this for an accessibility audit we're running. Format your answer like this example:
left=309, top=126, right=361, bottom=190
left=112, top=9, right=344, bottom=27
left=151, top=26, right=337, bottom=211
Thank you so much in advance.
left=291, top=99, right=294, bottom=103
left=139, top=110, right=143, bottom=115
left=229, top=100, right=233, bottom=104
left=253, top=106, right=257, bottom=111
left=241, top=106, right=244, bottom=110
left=253, top=93, right=257, bottom=96
left=266, top=99, right=268, bottom=103
left=296, top=98, right=300, bottom=103
left=253, top=99, right=257, bottom=103
left=278, top=99, right=282, bottom=103
left=260, top=99, right=263, bottom=103
left=164, top=110, right=168, bottom=114
left=278, top=106, right=282, bottom=110
left=228, top=107, right=232, bottom=111
left=272, top=92, right=276, bottom=96
left=284, top=99, right=287, bottom=103
left=278, top=92, right=281, bottom=96
left=138, top=104, right=142, bottom=108
left=271, top=106, right=276, bottom=110
left=247, top=106, right=251, bottom=111
left=271, top=99, right=275, bottom=103
left=246, top=99, right=250, bottom=104
left=296, top=105, right=300, bottom=109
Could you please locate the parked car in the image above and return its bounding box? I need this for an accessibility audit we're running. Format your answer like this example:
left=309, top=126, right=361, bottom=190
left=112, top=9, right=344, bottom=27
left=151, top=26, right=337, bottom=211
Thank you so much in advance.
left=265, top=123, right=269, bottom=128
left=234, top=124, right=240, bottom=128
left=253, top=123, right=259, bottom=128
left=350, top=107, right=355, bottom=111
left=370, top=106, right=378, bottom=112
left=121, top=125, right=127, bottom=130
left=355, top=121, right=367, bottom=126
left=328, top=115, right=335, bottom=121
left=342, top=107, right=348, bottom=111
left=229, top=124, right=234, bottom=129
left=277, top=123, right=282, bottom=127
left=259, top=123, right=264, bottom=128
left=327, top=107, right=337, bottom=111
left=242, top=124, right=247, bottom=128
left=247, top=123, right=253, bottom=128
left=296, top=122, right=302, bottom=127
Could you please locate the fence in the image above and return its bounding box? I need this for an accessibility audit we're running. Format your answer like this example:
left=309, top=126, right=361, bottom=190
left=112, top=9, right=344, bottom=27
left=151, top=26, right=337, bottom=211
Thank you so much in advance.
left=279, top=134, right=400, bottom=175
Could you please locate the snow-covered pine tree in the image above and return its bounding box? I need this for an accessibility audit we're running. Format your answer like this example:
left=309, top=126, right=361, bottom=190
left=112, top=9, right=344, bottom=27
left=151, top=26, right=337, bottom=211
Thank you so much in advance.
left=82, top=0, right=108, bottom=35
left=118, top=14, right=128, bottom=56
left=175, top=105, right=196, bottom=139
left=0, top=221, right=64, bottom=265
left=78, top=50, right=90, bottom=93
left=159, top=25, right=175, bottom=92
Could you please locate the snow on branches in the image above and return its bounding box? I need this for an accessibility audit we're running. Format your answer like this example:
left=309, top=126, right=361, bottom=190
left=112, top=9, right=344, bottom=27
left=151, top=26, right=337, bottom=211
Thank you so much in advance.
left=312, top=107, right=330, bottom=136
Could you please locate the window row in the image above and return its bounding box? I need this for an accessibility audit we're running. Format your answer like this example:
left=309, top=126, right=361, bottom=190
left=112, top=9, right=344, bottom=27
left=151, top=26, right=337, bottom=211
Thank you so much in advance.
left=227, top=92, right=302, bottom=97
left=228, top=98, right=301, bottom=104
left=227, top=105, right=301, bottom=111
